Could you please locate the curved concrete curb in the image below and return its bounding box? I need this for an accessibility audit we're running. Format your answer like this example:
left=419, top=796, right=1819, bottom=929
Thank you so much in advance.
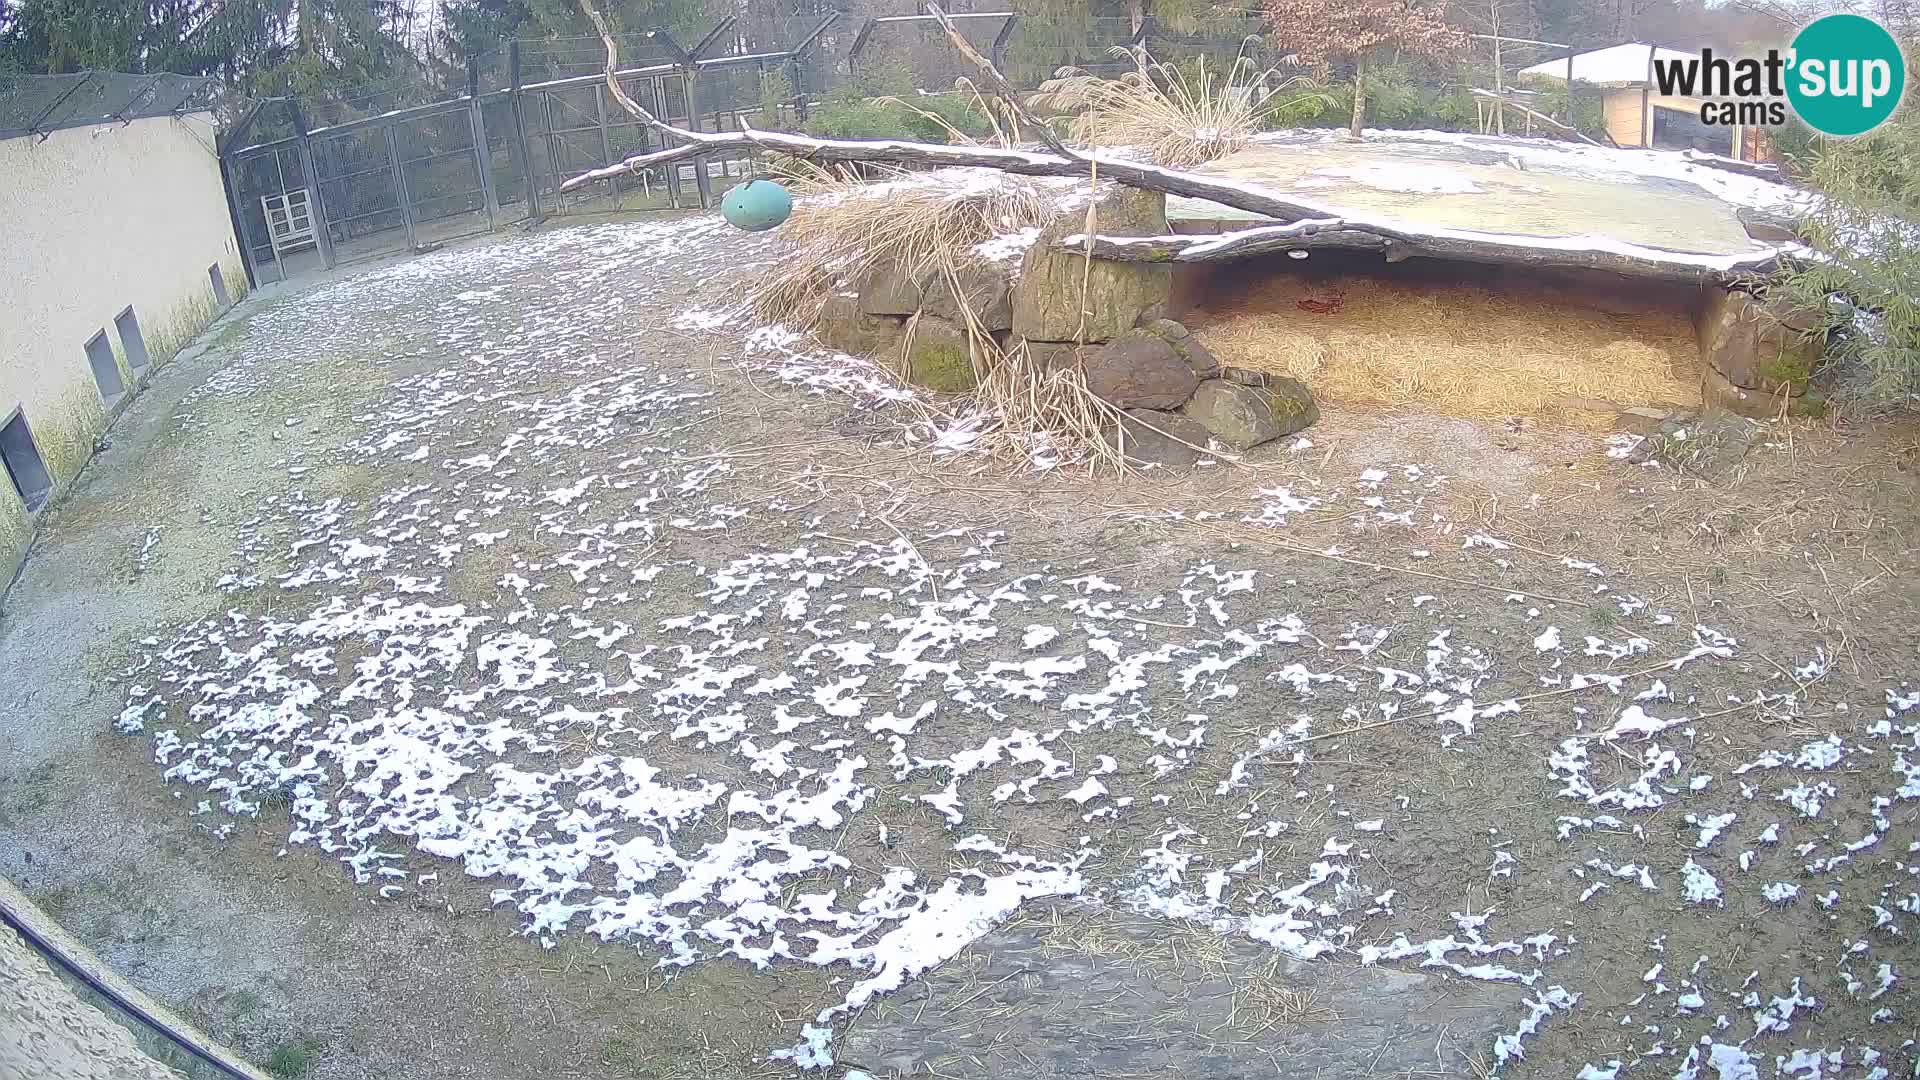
left=0, top=875, right=273, bottom=1080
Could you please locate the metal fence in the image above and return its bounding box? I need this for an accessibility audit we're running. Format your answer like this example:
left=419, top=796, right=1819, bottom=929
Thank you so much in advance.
left=210, top=7, right=1601, bottom=288
left=0, top=71, right=224, bottom=140
left=218, top=18, right=846, bottom=286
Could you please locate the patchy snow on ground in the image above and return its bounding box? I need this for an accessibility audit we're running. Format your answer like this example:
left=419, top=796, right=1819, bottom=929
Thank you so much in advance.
left=115, top=214, right=1919, bottom=1075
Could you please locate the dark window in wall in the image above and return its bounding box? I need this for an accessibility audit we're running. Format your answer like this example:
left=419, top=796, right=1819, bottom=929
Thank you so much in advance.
left=116, top=306, right=151, bottom=369
left=0, top=410, right=53, bottom=512
left=84, top=330, right=126, bottom=404
left=208, top=264, right=231, bottom=307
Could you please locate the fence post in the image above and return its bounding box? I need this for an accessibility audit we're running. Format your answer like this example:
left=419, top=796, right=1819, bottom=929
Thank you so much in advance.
left=467, top=62, right=500, bottom=231
left=685, top=66, right=713, bottom=208
left=508, top=40, right=541, bottom=216
left=385, top=123, right=420, bottom=249
left=990, top=14, right=1019, bottom=74
left=595, top=79, right=616, bottom=179
left=218, top=151, right=265, bottom=288
left=1566, top=53, right=1575, bottom=127
left=287, top=98, right=337, bottom=270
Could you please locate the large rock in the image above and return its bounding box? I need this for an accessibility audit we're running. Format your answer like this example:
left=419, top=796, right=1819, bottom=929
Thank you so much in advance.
left=1022, top=340, right=1099, bottom=374
left=858, top=261, right=926, bottom=315
left=817, top=291, right=906, bottom=355
left=1012, top=187, right=1172, bottom=343
left=1141, top=318, right=1220, bottom=378
left=1628, top=408, right=1760, bottom=478
left=1083, top=331, right=1201, bottom=409
left=1182, top=375, right=1318, bottom=450
left=1105, top=409, right=1213, bottom=467
left=920, top=266, right=1013, bottom=332
left=1700, top=362, right=1824, bottom=418
left=898, top=315, right=978, bottom=393
left=1697, top=288, right=1823, bottom=397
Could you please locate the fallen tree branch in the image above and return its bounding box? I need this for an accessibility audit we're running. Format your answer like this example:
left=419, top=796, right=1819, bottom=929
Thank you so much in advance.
left=1058, top=220, right=1784, bottom=282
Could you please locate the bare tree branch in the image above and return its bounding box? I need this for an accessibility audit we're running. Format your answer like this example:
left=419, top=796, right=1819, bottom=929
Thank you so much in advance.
left=921, top=0, right=1079, bottom=161
left=559, top=0, right=1783, bottom=285
left=1059, top=220, right=1783, bottom=282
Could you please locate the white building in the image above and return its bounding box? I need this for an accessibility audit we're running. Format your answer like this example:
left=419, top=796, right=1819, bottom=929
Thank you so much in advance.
left=1520, top=43, right=1775, bottom=161
left=0, top=74, right=246, bottom=585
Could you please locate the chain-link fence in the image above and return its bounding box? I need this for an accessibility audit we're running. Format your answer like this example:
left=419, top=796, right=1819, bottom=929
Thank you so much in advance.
left=0, top=71, right=223, bottom=139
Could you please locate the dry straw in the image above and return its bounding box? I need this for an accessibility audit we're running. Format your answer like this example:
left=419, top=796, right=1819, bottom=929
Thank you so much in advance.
left=1031, top=45, right=1326, bottom=168
left=748, top=54, right=1324, bottom=473
left=1194, top=272, right=1701, bottom=425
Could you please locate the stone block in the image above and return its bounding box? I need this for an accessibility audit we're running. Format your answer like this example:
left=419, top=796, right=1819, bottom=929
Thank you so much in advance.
left=1022, top=340, right=1098, bottom=374
left=898, top=315, right=978, bottom=393
left=817, top=291, right=906, bottom=356
left=1012, top=187, right=1172, bottom=343
left=1105, top=409, right=1213, bottom=467
left=1083, top=331, right=1201, bottom=409
left=1697, top=288, right=1822, bottom=397
left=1141, top=319, right=1220, bottom=378
left=920, top=266, right=1013, bottom=332
left=859, top=261, right=926, bottom=316
left=1182, top=376, right=1317, bottom=450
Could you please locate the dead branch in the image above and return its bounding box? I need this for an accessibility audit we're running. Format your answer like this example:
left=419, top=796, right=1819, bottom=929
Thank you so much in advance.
left=1056, top=220, right=1783, bottom=282
left=922, top=1, right=1078, bottom=161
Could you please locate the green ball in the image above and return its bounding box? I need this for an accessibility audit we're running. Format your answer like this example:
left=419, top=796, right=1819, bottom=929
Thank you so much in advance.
left=720, top=179, right=793, bottom=232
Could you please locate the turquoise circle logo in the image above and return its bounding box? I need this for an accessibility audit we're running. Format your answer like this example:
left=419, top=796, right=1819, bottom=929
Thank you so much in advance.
left=1787, top=14, right=1906, bottom=136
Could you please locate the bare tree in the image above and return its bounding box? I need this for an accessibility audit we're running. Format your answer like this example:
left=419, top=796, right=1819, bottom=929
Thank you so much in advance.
left=1261, top=0, right=1469, bottom=138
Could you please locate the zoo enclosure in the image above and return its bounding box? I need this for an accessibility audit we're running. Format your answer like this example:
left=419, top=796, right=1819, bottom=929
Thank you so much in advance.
left=215, top=8, right=1601, bottom=288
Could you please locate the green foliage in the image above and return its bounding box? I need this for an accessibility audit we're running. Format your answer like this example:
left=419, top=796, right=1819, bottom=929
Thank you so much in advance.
left=758, top=66, right=794, bottom=130
left=1263, top=61, right=1470, bottom=130
left=1770, top=107, right=1920, bottom=412
left=265, top=1039, right=322, bottom=1079
left=803, top=91, right=991, bottom=144
left=1257, top=61, right=1604, bottom=140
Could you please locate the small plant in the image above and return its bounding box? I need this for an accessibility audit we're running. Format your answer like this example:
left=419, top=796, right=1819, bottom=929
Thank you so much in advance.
left=1768, top=114, right=1920, bottom=415
left=1032, top=46, right=1324, bottom=167
left=266, top=1038, right=322, bottom=1079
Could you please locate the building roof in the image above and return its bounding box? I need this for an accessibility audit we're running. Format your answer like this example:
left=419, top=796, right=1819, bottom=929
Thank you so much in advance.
left=1518, top=43, right=1695, bottom=87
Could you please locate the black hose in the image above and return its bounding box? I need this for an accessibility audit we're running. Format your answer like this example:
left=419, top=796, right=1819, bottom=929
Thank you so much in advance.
left=0, top=901, right=262, bottom=1080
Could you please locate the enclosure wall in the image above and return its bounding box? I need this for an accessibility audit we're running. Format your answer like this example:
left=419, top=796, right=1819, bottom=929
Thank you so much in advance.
left=0, top=111, right=243, bottom=585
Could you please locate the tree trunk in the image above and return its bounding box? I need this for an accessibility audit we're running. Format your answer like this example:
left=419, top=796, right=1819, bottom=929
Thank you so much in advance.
left=1348, top=54, right=1366, bottom=140
left=1128, top=0, right=1146, bottom=36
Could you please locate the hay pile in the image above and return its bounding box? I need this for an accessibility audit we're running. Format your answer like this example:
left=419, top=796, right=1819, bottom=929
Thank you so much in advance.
left=1187, top=266, right=1702, bottom=426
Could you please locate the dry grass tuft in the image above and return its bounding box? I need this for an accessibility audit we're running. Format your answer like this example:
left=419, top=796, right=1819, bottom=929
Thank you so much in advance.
left=752, top=161, right=1053, bottom=330
left=1033, top=46, right=1323, bottom=168
left=749, top=164, right=1152, bottom=475
left=1188, top=270, right=1701, bottom=427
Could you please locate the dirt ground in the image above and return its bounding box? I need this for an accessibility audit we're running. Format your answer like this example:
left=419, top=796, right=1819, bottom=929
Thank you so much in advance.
left=1, top=211, right=1917, bottom=1080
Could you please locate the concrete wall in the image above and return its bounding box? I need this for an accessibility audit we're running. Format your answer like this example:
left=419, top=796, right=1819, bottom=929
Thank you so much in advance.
left=0, top=112, right=244, bottom=586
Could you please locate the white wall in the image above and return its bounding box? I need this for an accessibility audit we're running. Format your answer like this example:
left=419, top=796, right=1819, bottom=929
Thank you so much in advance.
left=0, top=111, right=244, bottom=584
